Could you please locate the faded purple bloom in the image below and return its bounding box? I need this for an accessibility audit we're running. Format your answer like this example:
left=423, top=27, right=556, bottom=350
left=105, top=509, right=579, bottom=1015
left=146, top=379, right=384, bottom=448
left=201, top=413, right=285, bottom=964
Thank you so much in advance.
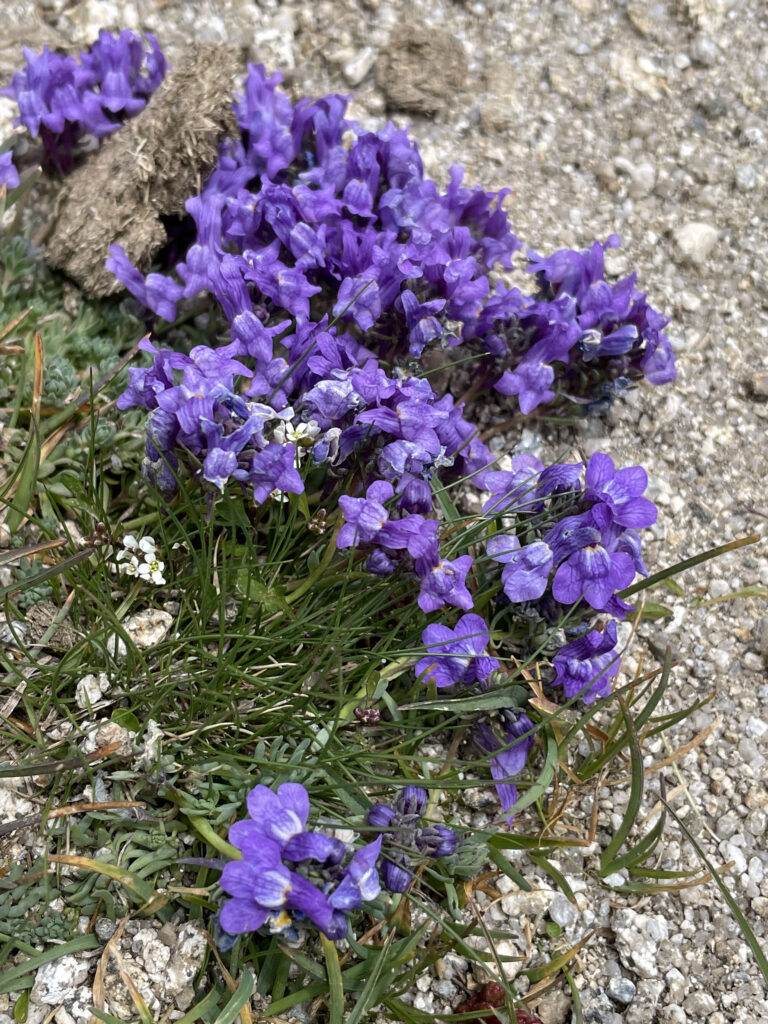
left=553, top=620, right=620, bottom=702
left=475, top=712, right=535, bottom=817
left=415, top=613, right=498, bottom=689
left=367, top=787, right=458, bottom=894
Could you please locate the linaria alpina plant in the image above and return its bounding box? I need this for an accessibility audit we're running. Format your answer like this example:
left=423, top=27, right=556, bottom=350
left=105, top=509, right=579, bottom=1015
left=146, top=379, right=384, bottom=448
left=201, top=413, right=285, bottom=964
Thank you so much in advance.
left=4, top=31, right=762, bottom=1024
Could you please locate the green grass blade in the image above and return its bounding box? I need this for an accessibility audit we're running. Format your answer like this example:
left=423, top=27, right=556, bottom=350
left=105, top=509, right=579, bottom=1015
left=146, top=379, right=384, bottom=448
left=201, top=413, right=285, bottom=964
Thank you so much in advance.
left=600, top=697, right=644, bottom=876
left=320, top=935, right=344, bottom=1024
left=211, top=969, right=254, bottom=1024
left=660, top=794, right=768, bottom=986
left=171, top=987, right=221, bottom=1024
left=619, top=534, right=760, bottom=600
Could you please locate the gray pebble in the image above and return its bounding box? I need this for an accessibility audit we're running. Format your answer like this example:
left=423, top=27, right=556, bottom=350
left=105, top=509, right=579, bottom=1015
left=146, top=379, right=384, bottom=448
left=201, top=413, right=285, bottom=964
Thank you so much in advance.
left=550, top=892, right=579, bottom=929
left=682, top=991, right=717, bottom=1015
left=607, top=976, right=637, bottom=1005
left=735, top=164, right=757, bottom=192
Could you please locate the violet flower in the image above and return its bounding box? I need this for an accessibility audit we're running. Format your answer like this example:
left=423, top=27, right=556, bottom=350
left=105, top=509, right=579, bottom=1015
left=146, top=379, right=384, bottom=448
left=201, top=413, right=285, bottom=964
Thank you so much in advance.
left=553, top=620, right=620, bottom=703
left=475, top=712, right=535, bottom=817
left=415, top=613, right=499, bottom=689
left=220, top=782, right=382, bottom=942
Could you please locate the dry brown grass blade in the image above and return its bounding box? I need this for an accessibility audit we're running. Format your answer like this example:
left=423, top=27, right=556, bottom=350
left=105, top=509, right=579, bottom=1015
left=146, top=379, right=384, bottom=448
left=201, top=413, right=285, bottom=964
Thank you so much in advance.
left=610, top=716, right=722, bottom=785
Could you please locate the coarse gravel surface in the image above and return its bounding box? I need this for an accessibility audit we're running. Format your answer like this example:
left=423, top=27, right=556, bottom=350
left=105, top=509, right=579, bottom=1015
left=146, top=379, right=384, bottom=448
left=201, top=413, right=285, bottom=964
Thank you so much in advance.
left=2, top=1, right=768, bottom=1023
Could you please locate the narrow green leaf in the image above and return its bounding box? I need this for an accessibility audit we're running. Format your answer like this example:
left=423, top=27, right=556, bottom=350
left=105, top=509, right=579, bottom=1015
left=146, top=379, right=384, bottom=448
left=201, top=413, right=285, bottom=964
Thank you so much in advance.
left=488, top=846, right=532, bottom=890
left=320, top=936, right=344, bottom=1024
left=522, top=929, right=596, bottom=983
left=400, top=685, right=529, bottom=713
left=529, top=853, right=576, bottom=903
left=600, top=698, right=644, bottom=876
left=345, top=930, right=396, bottom=1024
left=211, top=969, right=254, bottom=1024
left=171, top=987, right=221, bottom=1024
left=619, top=534, right=760, bottom=599
left=660, top=795, right=768, bottom=986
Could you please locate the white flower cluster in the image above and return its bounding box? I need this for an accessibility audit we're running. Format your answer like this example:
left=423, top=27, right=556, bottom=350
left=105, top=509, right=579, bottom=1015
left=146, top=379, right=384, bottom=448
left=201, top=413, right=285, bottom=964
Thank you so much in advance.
left=116, top=534, right=166, bottom=585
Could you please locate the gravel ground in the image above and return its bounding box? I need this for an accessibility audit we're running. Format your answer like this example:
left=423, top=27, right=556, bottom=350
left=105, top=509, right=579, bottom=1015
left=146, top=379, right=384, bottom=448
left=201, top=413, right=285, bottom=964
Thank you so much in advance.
left=2, top=1, right=768, bottom=1022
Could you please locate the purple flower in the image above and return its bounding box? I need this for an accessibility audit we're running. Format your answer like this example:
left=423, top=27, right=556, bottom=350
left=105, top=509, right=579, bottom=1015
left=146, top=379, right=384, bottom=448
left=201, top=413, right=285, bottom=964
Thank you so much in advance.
left=415, top=613, right=499, bottom=689
left=2, top=34, right=166, bottom=172
left=106, top=244, right=184, bottom=321
left=249, top=443, right=304, bottom=505
left=482, top=454, right=546, bottom=517
left=0, top=151, right=19, bottom=189
left=487, top=535, right=553, bottom=602
left=553, top=620, right=620, bottom=702
left=338, top=481, right=394, bottom=548
left=397, top=290, right=446, bottom=357
left=584, top=452, right=657, bottom=530
left=475, top=712, right=535, bottom=817
left=416, top=554, right=474, bottom=614
left=367, top=787, right=458, bottom=893
left=220, top=782, right=382, bottom=942
left=552, top=544, right=635, bottom=612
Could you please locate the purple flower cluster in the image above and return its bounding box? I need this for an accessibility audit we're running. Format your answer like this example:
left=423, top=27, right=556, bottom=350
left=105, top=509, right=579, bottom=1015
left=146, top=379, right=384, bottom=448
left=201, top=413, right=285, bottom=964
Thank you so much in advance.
left=116, top=337, right=313, bottom=502
left=1, top=31, right=166, bottom=172
left=492, top=236, right=676, bottom=414
left=484, top=451, right=655, bottom=621
left=366, top=786, right=457, bottom=892
left=220, top=783, right=382, bottom=941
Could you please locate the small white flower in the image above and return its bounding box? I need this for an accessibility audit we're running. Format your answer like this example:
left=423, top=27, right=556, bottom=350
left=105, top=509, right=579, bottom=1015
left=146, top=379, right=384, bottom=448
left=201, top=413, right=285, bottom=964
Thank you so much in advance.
left=137, top=558, right=166, bottom=585
left=117, top=534, right=139, bottom=561
left=138, top=536, right=157, bottom=555
left=121, top=555, right=140, bottom=576
left=269, top=489, right=290, bottom=504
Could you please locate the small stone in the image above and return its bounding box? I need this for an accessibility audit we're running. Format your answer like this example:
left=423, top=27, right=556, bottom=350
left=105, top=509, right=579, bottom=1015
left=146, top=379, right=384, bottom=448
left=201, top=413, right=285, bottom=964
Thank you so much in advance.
left=747, top=717, right=768, bottom=741
left=550, top=892, right=579, bottom=929
left=673, top=222, right=718, bottom=266
left=607, top=976, right=637, bottom=1005
left=680, top=290, right=702, bottom=312
left=124, top=608, right=173, bottom=649
left=580, top=985, right=617, bottom=1023
left=690, top=35, right=719, bottom=66
left=613, top=908, right=669, bottom=978
left=735, top=164, right=757, bottom=192
left=682, top=991, right=717, bottom=1016
left=666, top=967, right=687, bottom=1003
left=500, top=885, right=554, bottom=918
left=75, top=671, right=111, bottom=710
left=715, top=815, right=739, bottom=840
left=343, top=47, right=377, bottom=86
left=30, top=956, right=90, bottom=1005
left=107, top=633, right=128, bottom=661
left=749, top=372, right=768, bottom=399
